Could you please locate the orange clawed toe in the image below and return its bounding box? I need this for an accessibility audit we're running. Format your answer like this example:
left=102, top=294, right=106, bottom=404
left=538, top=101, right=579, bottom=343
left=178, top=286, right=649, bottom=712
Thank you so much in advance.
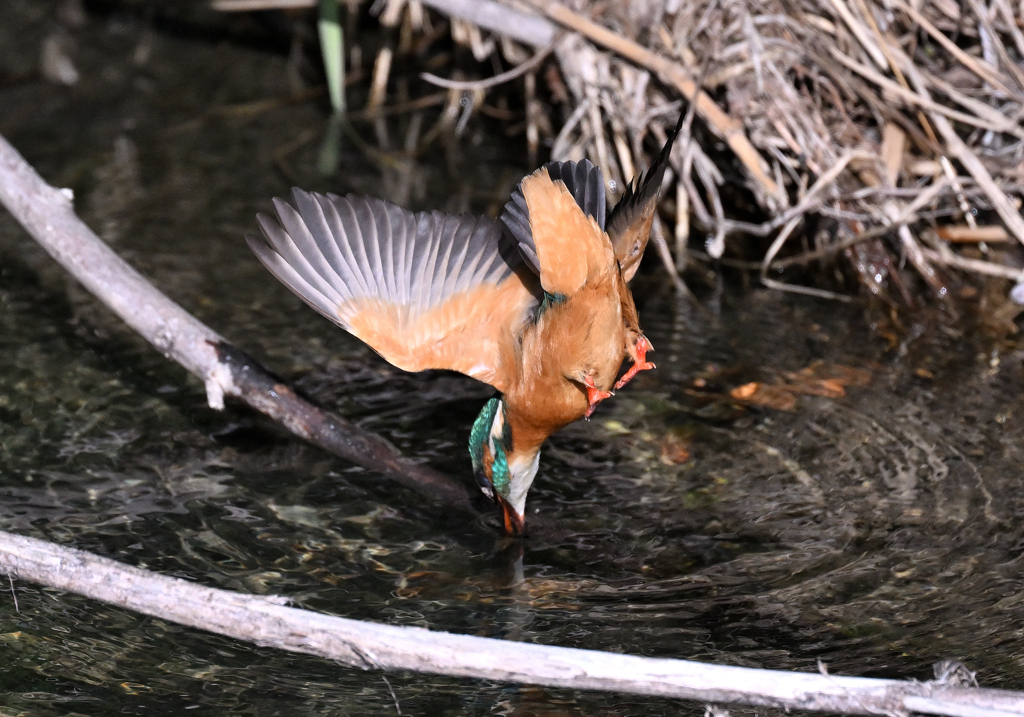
left=615, top=335, right=656, bottom=390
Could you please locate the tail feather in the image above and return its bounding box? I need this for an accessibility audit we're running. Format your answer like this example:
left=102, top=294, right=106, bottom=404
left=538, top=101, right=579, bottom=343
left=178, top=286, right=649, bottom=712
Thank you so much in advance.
left=605, top=109, right=686, bottom=280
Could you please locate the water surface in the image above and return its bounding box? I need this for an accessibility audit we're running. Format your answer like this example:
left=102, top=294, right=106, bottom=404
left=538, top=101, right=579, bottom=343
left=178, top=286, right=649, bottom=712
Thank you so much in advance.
left=2, top=3, right=1024, bottom=715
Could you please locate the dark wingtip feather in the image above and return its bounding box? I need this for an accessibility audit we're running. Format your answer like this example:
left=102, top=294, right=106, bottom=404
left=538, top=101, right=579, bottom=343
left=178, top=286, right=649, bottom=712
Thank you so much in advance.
left=543, top=158, right=606, bottom=230
left=500, top=159, right=607, bottom=275
left=499, top=192, right=540, bottom=275
left=245, top=230, right=342, bottom=324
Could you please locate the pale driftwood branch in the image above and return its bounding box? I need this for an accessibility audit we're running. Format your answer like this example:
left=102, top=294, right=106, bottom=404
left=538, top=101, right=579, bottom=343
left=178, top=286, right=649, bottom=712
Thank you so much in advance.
left=420, top=0, right=557, bottom=47
left=0, top=133, right=477, bottom=514
left=213, top=0, right=559, bottom=48
left=2, top=531, right=1024, bottom=716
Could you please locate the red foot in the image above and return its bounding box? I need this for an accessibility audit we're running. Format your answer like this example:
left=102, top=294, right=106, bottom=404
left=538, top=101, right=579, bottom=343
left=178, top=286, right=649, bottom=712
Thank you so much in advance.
left=584, top=376, right=613, bottom=418
left=615, top=335, right=656, bottom=390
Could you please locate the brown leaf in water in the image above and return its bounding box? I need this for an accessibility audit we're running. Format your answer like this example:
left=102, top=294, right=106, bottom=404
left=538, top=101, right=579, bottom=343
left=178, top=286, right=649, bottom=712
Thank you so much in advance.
left=785, top=377, right=846, bottom=398
left=722, top=363, right=871, bottom=412
left=730, top=382, right=797, bottom=410
left=783, top=362, right=872, bottom=397
left=730, top=382, right=758, bottom=400
left=660, top=432, right=692, bottom=465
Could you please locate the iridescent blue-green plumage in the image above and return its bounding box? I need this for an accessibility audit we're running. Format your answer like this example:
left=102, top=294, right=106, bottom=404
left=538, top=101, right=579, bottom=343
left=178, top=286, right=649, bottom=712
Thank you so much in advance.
left=533, top=291, right=567, bottom=323
left=469, top=397, right=512, bottom=499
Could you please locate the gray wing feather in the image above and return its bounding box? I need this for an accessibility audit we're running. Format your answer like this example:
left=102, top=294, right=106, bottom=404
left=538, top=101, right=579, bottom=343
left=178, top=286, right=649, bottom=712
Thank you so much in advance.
left=402, top=208, right=418, bottom=305
left=380, top=201, right=397, bottom=300
left=259, top=207, right=346, bottom=305
left=336, top=196, right=372, bottom=296
left=245, top=232, right=339, bottom=321
left=431, top=217, right=458, bottom=306
left=360, top=197, right=386, bottom=299
left=349, top=198, right=377, bottom=298
left=442, top=220, right=472, bottom=298
left=290, top=190, right=345, bottom=293
left=320, top=194, right=372, bottom=297
left=273, top=199, right=335, bottom=292
left=249, top=189, right=522, bottom=330
left=410, top=215, right=431, bottom=309
left=421, top=215, right=447, bottom=308
left=457, top=222, right=490, bottom=291
left=499, top=158, right=607, bottom=276
left=500, top=194, right=537, bottom=274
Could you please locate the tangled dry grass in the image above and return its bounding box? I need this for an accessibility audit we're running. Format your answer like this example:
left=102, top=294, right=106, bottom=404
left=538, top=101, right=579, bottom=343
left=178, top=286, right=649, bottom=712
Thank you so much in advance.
left=431, top=0, right=1024, bottom=310
left=223, top=0, right=1024, bottom=310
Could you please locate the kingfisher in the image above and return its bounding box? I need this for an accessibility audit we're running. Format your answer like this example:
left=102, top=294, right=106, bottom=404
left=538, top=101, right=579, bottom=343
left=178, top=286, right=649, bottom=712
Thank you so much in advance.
left=247, top=113, right=682, bottom=534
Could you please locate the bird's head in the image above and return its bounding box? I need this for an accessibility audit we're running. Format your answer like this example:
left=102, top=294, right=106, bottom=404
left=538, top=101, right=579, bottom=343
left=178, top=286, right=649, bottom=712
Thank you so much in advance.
left=468, top=397, right=541, bottom=536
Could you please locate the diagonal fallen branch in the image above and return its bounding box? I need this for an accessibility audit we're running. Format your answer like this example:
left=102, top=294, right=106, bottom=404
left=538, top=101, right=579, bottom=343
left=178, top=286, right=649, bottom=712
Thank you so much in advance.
left=0, top=132, right=477, bottom=515
left=2, top=530, right=1024, bottom=716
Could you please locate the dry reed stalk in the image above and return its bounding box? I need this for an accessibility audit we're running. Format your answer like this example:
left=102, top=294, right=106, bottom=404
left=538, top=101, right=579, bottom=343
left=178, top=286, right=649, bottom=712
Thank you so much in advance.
left=367, top=46, right=394, bottom=113
left=937, top=226, right=1013, bottom=243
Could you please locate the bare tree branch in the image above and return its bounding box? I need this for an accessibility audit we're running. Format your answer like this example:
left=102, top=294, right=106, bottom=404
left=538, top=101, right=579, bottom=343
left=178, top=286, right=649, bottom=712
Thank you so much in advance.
left=0, top=132, right=477, bottom=515
left=2, top=530, right=1023, bottom=716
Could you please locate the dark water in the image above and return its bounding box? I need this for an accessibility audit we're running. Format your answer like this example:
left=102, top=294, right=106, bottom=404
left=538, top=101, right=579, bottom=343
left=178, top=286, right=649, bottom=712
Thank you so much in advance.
left=2, top=2, right=1024, bottom=715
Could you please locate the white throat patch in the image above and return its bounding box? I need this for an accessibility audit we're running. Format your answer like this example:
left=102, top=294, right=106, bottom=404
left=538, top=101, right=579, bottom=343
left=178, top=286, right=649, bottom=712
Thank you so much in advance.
left=506, top=450, right=541, bottom=518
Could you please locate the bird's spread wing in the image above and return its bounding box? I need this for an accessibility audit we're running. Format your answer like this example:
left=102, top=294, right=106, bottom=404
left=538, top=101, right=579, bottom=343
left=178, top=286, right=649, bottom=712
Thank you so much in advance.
left=606, top=111, right=685, bottom=281
left=511, top=169, right=614, bottom=297
left=247, top=188, right=538, bottom=392
left=501, top=159, right=606, bottom=277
